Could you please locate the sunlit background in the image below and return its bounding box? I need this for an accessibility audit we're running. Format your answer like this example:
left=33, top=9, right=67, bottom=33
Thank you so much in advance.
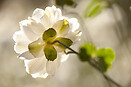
left=0, top=0, right=131, bottom=87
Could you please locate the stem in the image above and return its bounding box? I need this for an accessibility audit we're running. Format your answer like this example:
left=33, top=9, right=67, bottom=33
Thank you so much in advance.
left=52, top=40, right=79, bottom=55
left=88, top=61, right=111, bottom=87
left=64, top=51, right=75, bottom=54
left=53, top=40, right=122, bottom=87
left=89, top=60, right=122, bottom=87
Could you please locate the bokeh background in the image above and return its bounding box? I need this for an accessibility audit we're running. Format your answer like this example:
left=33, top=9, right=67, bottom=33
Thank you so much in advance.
left=0, top=0, right=131, bottom=87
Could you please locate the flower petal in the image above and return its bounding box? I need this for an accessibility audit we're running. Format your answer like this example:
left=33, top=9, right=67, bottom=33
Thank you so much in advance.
left=68, top=18, right=80, bottom=32
left=28, top=18, right=46, bottom=35
left=20, top=19, right=40, bottom=41
left=46, top=55, right=60, bottom=75
left=44, top=6, right=56, bottom=26
left=44, top=6, right=62, bottom=27
left=54, top=7, right=62, bottom=22
left=60, top=53, right=69, bottom=62
left=40, top=12, right=50, bottom=28
left=31, top=72, right=48, bottom=78
left=32, top=8, right=45, bottom=22
left=52, top=19, right=69, bottom=35
left=14, top=43, right=28, bottom=54
left=24, top=57, right=47, bottom=74
left=18, top=51, right=35, bottom=60
left=46, top=52, right=69, bottom=74
left=13, top=30, right=31, bottom=54
left=65, top=31, right=82, bottom=42
left=13, top=30, right=30, bottom=43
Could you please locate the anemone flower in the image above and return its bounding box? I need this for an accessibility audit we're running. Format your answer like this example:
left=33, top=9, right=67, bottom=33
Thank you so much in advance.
left=13, top=6, right=81, bottom=78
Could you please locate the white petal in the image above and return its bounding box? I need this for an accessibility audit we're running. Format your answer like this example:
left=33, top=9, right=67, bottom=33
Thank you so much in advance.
left=54, top=6, right=62, bottom=22
left=31, top=72, right=48, bottom=78
left=65, top=31, right=82, bottom=43
left=52, top=19, right=69, bottom=36
left=44, top=6, right=62, bottom=27
left=32, top=8, right=44, bottom=22
left=13, top=30, right=30, bottom=43
left=60, top=52, right=69, bottom=62
left=46, top=55, right=60, bottom=75
left=13, top=30, right=30, bottom=54
left=65, top=32, right=77, bottom=41
left=18, top=51, right=35, bottom=60
left=14, top=43, right=28, bottom=54
left=40, top=12, right=50, bottom=28
left=24, top=57, right=47, bottom=74
left=45, top=6, right=56, bottom=26
left=27, top=19, right=45, bottom=35
left=20, top=20, right=40, bottom=41
left=68, top=18, right=80, bottom=32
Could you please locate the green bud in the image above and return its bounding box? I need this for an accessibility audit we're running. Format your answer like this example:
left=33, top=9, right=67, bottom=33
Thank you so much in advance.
left=79, top=43, right=96, bottom=61
left=96, top=48, right=115, bottom=72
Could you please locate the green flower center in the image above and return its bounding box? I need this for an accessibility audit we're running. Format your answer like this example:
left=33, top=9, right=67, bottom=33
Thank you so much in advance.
left=28, top=20, right=73, bottom=61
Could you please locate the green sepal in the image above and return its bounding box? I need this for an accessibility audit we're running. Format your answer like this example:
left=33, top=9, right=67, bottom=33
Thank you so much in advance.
left=42, top=28, right=57, bottom=42
left=54, top=37, right=73, bottom=50
left=79, top=43, right=96, bottom=61
left=44, top=44, right=57, bottom=61
left=96, top=48, right=115, bottom=72
left=28, top=40, right=44, bottom=57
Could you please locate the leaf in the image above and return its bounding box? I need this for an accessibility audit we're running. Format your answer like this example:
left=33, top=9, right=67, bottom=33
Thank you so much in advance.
left=79, top=43, right=96, bottom=61
left=84, top=0, right=106, bottom=18
left=44, top=44, right=57, bottom=61
left=55, top=0, right=75, bottom=8
left=42, top=28, right=57, bottom=42
left=96, top=48, right=115, bottom=72
left=54, top=37, right=73, bottom=50
left=28, top=39, right=44, bottom=57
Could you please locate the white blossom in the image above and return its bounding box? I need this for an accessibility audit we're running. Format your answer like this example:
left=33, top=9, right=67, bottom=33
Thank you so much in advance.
left=13, top=6, right=81, bottom=78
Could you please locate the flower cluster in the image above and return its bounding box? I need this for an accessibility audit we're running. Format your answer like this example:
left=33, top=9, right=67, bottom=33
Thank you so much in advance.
left=13, top=6, right=81, bottom=78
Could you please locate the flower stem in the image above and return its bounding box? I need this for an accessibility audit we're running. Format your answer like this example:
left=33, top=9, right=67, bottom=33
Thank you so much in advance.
left=89, top=60, right=122, bottom=87
left=53, top=40, right=122, bottom=87
left=52, top=40, right=79, bottom=55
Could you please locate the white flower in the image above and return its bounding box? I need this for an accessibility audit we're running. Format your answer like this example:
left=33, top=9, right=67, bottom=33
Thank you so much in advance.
left=13, top=6, right=81, bottom=78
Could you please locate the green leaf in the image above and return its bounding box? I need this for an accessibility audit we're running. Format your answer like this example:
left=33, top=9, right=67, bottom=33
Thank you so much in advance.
left=28, top=40, right=44, bottom=57
left=84, top=0, right=106, bottom=18
left=54, top=37, right=73, bottom=50
left=42, top=28, right=57, bottom=42
left=44, top=44, right=57, bottom=61
left=55, top=0, right=75, bottom=8
left=79, top=43, right=96, bottom=61
left=96, top=48, right=115, bottom=72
